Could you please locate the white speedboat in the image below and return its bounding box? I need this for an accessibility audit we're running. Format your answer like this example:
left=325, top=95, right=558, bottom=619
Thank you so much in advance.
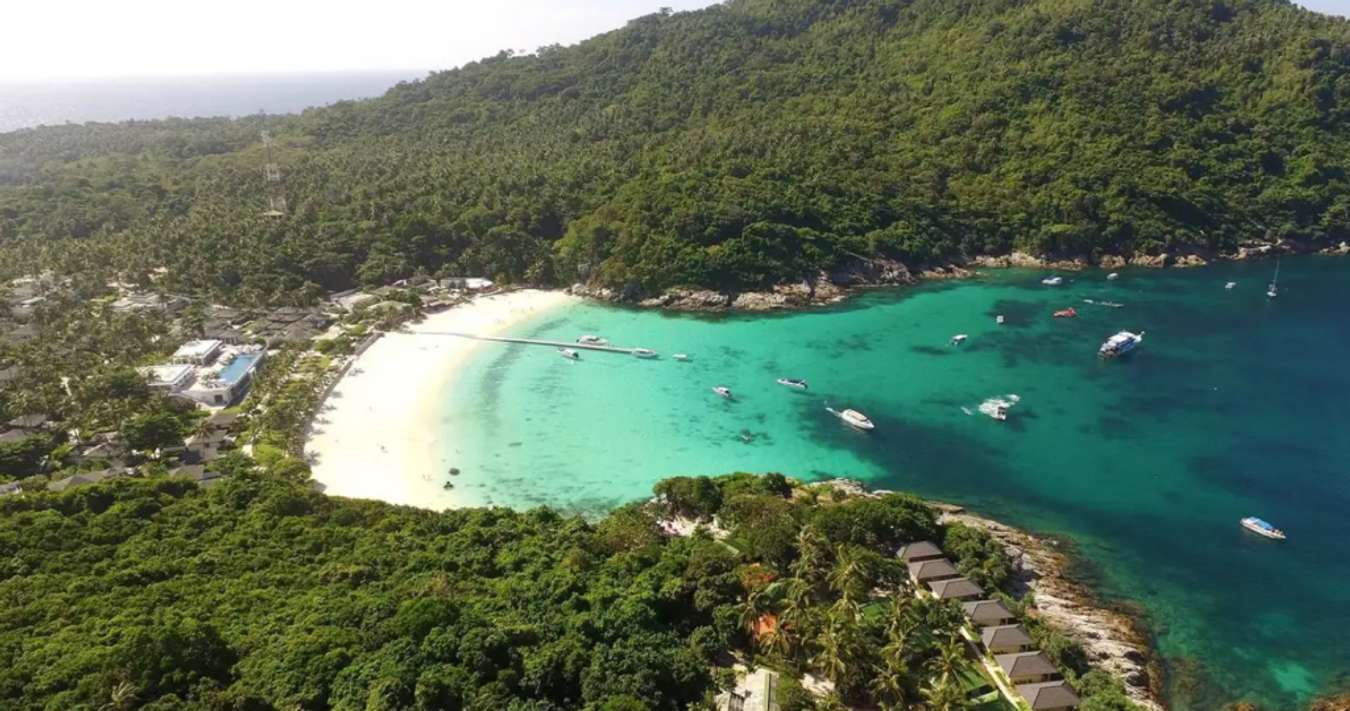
left=1098, top=331, right=1144, bottom=358
left=577, top=335, right=609, bottom=346
left=776, top=378, right=808, bottom=390
left=712, top=386, right=734, bottom=399
left=1267, top=257, right=1280, bottom=299
left=673, top=353, right=690, bottom=361
left=950, top=334, right=968, bottom=345
left=1107, top=272, right=1120, bottom=281
left=632, top=348, right=658, bottom=359
left=1042, top=276, right=1064, bottom=286
left=996, top=315, right=1006, bottom=325
left=827, top=407, right=875, bottom=431
left=978, top=394, right=1019, bottom=422
left=558, top=348, right=580, bottom=360
left=1225, top=281, right=1237, bottom=290
left=1241, top=517, right=1286, bottom=540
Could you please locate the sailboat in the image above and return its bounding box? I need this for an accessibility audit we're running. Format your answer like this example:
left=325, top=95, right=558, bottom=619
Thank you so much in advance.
left=1267, top=258, right=1280, bottom=299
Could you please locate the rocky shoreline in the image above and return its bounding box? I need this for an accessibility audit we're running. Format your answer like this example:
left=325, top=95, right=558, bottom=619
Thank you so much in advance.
left=569, top=241, right=1349, bottom=313
left=933, top=502, right=1166, bottom=711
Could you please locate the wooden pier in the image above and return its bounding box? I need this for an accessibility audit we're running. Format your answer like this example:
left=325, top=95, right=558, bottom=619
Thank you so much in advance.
left=415, top=331, right=639, bottom=355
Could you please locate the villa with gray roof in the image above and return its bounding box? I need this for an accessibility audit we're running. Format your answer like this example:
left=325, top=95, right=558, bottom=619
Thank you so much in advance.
left=962, top=599, right=1015, bottom=627
left=1016, top=681, right=1080, bottom=711
left=996, top=651, right=1059, bottom=684
left=928, top=577, right=984, bottom=601
left=908, top=558, right=961, bottom=584
left=981, top=624, right=1033, bottom=654
left=897, top=540, right=945, bottom=563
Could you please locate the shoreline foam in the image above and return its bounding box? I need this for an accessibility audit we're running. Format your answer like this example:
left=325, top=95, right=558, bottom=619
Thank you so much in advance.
left=304, top=289, right=576, bottom=509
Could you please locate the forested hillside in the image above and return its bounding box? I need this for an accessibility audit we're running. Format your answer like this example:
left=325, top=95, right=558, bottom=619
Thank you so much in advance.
left=0, top=471, right=1144, bottom=711
left=1, top=0, right=1347, bottom=303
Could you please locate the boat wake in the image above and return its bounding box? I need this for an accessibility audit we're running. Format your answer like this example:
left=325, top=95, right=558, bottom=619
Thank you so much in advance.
left=977, top=394, right=1020, bottom=420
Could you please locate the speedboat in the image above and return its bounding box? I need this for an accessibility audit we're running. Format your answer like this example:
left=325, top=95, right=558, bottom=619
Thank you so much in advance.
left=978, top=394, right=1019, bottom=421
left=712, top=386, right=734, bottom=399
left=1098, top=331, right=1144, bottom=358
left=632, top=348, right=658, bottom=359
left=1053, top=307, right=1078, bottom=318
left=558, top=348, right=579, bottom=360
left=1241, top=517, right=1286, bottom=540
left=1042, top=276, right=1064, bottom=286
left=996, top=315, right=1005, bottom=325
left=950, top=334, right=968, bottom=345
left=673, top=353, right=690, bottom=361
left=776, top=378, right=808, bottom=390
left=1225, top=282, right=1237, bottom=290
left=827, top=407, right=875, bottom=431
left=577, top=335, right=609, bottom=346
left=992, top=404, right=1008, bottom=421
left=1107, top=272, right=1120, bottom=280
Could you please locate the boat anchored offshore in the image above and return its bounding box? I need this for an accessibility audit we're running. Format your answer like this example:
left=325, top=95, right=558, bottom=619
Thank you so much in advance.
left=996, top=315, right=1006, bottom=325
left=950, top=334, right=968, bottom=346
left=1099, top=331, right=1144, bottom=358
left=1107, top=272, right=1120, bottom=281
left=577, top=335, right=609, bottom=346
left=712, top=386, right=734, bottom=399
left=826, top=407, right=875, bottom=431
left=1042, top=276, right=1064, bottom=286
left=673, top=353, right=690, bottom=361
left=1225, top=281, right=1237, bottom=290
left=776, top=378, right=809, bottom=390
left=632, top=348, right=659, bottom=359
left=1241, top=517, right=1286, bottom=540
left=558, top=348, right=580, bottom=360
left=1053, top=307, right=1078, bottom=318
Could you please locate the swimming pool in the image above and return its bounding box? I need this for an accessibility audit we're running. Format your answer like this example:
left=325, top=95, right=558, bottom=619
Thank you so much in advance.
left=217, top=353, right=259, bottom=385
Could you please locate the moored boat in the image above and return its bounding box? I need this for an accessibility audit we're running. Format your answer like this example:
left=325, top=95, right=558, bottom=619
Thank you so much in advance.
left=826, top=407, right=875, bottom=431
left=1107, top=272, right=1120, bottom=280
left=673, top=353, right=690, bottom=361
left=1098, top=331, right=1144, bottom=358
left=776, top=378, right=808, bottom=390
left=996, top=315, right=1006, bottom=325
left=1225, top=281, right=1237, bottom=290
left=577, top=335, right=609, bottom=346
left=1241, top=517, right=1286, bottom=540
left=1053, top=307, right=1078, bottom=318
left=1042, top=276, right=1064, bottom=286
left=558, top=348, right=580, bottom=360
left=632, top=348, right=658, bottom=359
left=950, top=334, right=968, bottom=345
left=712, top=386, right=734, bottom=399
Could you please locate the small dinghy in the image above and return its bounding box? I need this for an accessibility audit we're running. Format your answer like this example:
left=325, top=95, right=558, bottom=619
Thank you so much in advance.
left=632, top=348, right=658, bottom=359
left=712, top=386, right=734, bottom=400
left=1042, top=276, right=1064, bottom=286
left=950, top=334, right=968, bottom=346
left=996, top=315, right=1006, bottom=325
left=1225, top=282, right=1237, bottom=290
left=1107, top=272, right=1120, bottom=281
left=1053, top=307, right=1078, bottom=318
left=673, top=353, right=690, bottom=361
left=577, top=335, right=609, bottom=346
left=776, top=378, right=808, bottom=390
left=558, top=348, right=580, bottom=360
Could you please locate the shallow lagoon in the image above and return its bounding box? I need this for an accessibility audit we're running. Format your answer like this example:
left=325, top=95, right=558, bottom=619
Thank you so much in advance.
left=443, top=257, right=1350, bottom=709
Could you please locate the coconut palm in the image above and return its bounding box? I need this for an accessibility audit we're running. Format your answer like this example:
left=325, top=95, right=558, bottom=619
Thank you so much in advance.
left=826, top=544, right=870, bottom=603
left=920, top=675, right=971, bottom=711
left=790, top=525, right=828, bottom=584
left=929, top=633, right=967, bottom=685
left=99, top=681, right=138, bottom=711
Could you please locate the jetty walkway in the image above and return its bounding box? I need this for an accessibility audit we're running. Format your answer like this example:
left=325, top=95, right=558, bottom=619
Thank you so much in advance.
left=415, top=331, right=638, bottom=355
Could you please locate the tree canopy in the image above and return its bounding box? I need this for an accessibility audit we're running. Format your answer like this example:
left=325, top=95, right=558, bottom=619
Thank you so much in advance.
left=1, top=0, right=1347, bottom=304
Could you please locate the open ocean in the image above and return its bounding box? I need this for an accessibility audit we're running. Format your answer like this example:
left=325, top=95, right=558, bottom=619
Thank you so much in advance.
left=0, top=72, right=421, bottom=133
left=437, top=257, right=1350, bottom=710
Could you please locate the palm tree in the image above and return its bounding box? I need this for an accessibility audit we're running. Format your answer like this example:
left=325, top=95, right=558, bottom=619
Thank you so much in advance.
left=869, top=662, right=912, bottom=711
left=920, top=675, right=970, bottom=711
left=826, top=544, right=871, bottom=603
left=790, top=525, right=827, bottom=584
left=737, top=586, right=774, bottom=636
left=99, top=681, right=138, bottom=711
left=930, top=633, right=967, bottom=684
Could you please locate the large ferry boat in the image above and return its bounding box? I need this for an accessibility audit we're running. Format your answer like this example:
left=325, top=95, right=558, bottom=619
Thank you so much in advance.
left=1241, top=517, right=1286, bottom=540
left=1098, top=331, right=1144, bottom=358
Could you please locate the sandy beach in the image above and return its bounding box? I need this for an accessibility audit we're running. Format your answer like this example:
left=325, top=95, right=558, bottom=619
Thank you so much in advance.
left=305, top=289, right=577, bottom=509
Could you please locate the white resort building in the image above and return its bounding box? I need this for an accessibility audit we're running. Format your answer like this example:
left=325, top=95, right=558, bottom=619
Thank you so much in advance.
left=140, top=340, right=266, bottom=408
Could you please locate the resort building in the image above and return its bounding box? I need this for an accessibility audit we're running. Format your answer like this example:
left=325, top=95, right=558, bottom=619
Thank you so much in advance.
left=962, top=599, right=1016, bottom=627
left=898, top=540, right=945, bottom=563
left=141, top=364, right=196, bottom=393
left=928, top=577, right=984, bottom=601
left=1016, top=681, right=1081, bottom=711
left=981, top=624, right=1033, bottom=654
left=996, top=651, right=1059, bottom=684
left=909, top=557, right=961, bottom=584
left=47, top=468, right=128, bottom=492
left=172, top=339, right=224, bottom=365
left=0, top=482, right=22, bottom=497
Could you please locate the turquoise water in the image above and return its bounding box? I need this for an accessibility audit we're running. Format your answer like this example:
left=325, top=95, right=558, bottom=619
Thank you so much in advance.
left=218, top=353, right=259, bottom=385
left=442, top=258, right=1350, bottom=710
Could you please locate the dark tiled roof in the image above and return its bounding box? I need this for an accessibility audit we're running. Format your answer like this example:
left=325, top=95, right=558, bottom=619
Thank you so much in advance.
left=981, top=624, right=1033, bottom=650
left=898, top=540, right=944, bottom=562
left=171, top=465, right=223, bottom=483
left=996, top=651, right=1058, bottom=679
left=962, top=599, right=1015, bottom=626
left=7, top=414, right=49, bottom=429
left=0, top=429, right=29, bottom=444
left=1017, top=681, right=1081, bottom=710
left=929, top=577, right=984, bottom=600
left=908, top=558, right=960, bottom=581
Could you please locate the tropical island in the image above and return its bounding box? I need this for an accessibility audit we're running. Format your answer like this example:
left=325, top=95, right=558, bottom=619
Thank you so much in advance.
left=2, top=0, right=1349, bottom=710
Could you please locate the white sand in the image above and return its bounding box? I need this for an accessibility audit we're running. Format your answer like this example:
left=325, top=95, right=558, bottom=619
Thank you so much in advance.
left=305, top=289, right=577, bottom=509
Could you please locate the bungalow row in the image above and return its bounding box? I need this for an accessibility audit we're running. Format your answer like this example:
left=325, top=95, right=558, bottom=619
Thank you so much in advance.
left=899, top=541, right=1081, bottom=711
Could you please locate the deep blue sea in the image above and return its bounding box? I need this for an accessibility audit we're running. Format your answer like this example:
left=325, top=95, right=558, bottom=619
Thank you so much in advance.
left=440, top=257, right=1350, bottom=710
left=0, top=72, right=421, bottom=132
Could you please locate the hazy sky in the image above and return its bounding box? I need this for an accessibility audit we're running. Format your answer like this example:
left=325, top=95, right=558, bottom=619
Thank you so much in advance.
left=2, top=0, right=721, bottom=81
left=1, top=0, right=1344, bottom=82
